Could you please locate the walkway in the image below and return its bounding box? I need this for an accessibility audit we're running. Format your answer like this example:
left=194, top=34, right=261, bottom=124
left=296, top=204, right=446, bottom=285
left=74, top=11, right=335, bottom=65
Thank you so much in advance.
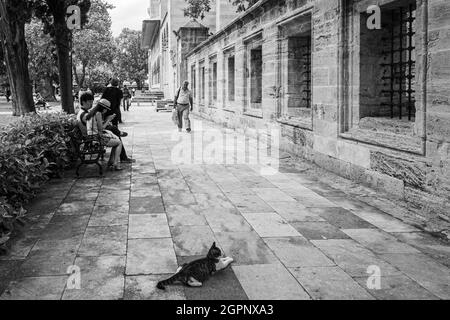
left=0, top=105, right=449, bottom=300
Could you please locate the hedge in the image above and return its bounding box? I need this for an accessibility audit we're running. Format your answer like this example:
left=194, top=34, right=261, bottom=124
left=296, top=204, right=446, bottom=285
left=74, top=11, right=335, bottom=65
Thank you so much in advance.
left=0, top=112, right=77, bottom=252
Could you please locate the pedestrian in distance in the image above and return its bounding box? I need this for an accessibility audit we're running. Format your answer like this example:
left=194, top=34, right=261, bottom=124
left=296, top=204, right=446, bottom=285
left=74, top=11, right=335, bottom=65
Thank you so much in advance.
left=174, top=81, right=194, bottom=133
left=102, top=78, right=124, bottom=125
left=6, top=88, right=11, bottom=102
left=122, top=85, right=131, bottom=112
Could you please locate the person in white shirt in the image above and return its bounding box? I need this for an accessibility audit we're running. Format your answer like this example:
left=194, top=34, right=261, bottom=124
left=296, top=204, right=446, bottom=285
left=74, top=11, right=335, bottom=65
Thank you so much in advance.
left=174, top=81, right=193, bottom=133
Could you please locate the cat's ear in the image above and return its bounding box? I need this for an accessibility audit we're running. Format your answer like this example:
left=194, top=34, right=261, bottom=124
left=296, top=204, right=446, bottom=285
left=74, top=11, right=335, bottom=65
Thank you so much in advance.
left=212, top=242, right=216, bottom=248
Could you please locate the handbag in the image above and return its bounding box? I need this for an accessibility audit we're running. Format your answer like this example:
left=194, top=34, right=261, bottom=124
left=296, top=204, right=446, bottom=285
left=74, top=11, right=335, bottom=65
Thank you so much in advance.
left=172, top=108, right=179, bottom=126
left=101, top=130, right=116, bottom=145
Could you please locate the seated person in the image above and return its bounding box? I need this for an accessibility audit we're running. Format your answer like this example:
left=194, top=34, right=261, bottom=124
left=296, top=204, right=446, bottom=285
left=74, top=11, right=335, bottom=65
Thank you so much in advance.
left=78, top=92, right=134, bottom=164
left=77, top=94, right=123, bottom=171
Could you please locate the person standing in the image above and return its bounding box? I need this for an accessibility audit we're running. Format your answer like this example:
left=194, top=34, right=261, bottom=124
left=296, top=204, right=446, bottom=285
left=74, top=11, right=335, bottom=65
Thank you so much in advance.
left=101, top=78, right=134, bottom=163
left=6, top=88, right=11, bottom=102
left=174, top=81, right=193, bottom=133
left=102, top=78, right=123, bottom=125
left=122, top=85, right=131, bottom=112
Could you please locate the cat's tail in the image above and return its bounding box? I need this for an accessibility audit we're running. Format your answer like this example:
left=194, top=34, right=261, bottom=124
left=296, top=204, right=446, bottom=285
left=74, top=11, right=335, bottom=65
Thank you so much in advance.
left=157, top=274, right=181, bottom=290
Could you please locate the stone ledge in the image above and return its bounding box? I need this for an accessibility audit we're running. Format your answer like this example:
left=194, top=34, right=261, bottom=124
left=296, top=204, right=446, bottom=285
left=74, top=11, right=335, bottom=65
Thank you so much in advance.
left=277, top=116, right=313, bottom=131
left=243, top=109, right=263, bottom=119
left=341, top=129, right=423, bottom=154
left=358, top=117, right=416, bottom=135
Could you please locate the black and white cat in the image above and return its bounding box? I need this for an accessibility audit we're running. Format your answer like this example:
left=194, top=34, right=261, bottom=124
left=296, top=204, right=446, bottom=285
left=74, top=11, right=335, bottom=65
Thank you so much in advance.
left=157, top=242, right=234, bottom=290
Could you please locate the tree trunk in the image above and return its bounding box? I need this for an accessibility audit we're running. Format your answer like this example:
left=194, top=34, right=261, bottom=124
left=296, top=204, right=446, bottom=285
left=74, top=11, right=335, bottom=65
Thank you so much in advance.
left=0, top=0, right=35, bottom=116
left=52, top=11, right=74, bottom=114
left=73, top=63, right=80, bottom=88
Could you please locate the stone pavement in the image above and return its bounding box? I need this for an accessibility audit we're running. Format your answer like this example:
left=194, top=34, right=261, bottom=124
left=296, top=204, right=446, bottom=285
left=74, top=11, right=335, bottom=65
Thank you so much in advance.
left=0, top=105, right=449, bottom=300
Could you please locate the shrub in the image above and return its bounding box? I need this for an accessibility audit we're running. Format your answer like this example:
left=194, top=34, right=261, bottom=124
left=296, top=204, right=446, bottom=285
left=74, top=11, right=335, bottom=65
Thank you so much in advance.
left=0, top=112, right=77, bottom=252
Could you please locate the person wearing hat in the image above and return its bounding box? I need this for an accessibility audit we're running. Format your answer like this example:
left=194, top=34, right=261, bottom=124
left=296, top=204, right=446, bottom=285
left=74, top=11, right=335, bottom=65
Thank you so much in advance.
left=78, top=93, right=135, bottom=164
left=77, top=94, right=124, bottom=171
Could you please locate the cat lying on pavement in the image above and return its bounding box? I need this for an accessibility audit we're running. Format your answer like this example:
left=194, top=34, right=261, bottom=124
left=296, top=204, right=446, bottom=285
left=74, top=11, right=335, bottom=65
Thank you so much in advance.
left=157, top=242, right=234, bottom=290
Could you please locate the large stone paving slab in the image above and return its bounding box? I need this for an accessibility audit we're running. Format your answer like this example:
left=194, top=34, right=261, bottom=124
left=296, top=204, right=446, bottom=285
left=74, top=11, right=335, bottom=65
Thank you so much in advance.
left=350, top=209, right=420, bottom=233
left=203, top=211, right=253, bottom=233
left=40, top=215, right=89, bottom=241
left=128, top=214, right=171, bottom=239
left=379, top=253, right=450, bottom=299
left=308, top=207, right=375, bottom=229
left=240, top=176, right=276, bottom=189
left=195, top=193, right=239, bottom=212
left=64, top=191, right=99, bottom=203
left=292, top=222, right=351, bottom=240
left=267, top=202, right=326, bottom=222
left=328, top=198, right=420, bottom=233
left=17, top=238, right=81, bottom=277
left=78, top=226, right=127, bottom=257
left=171, top=226, right=217, bottom=256
left=242, top=212, right=302, bottom=238
left=342, top=229, right=421, bottom=254
left=96, top=191, right=130, bottom=207
left=353, top=275, right=438, bottom=300
left=0, top=260, right=22, bottom=296
left=0, top=276, right=67, bottom=300
left=160, top=189, right=198, bottom=206
left=88, top=205, right=129, bottom=227
left=126, top=238, right=178, bottom=275
left=0, top=236, right=38, bottom=261
left=124, top=275, right=186, bottom=300
left=263, top=237, right=334, bottom=268
left=301, top=182, right=347, bottom=197
left=63, top=256, right=125, bottom=300
left=214, top=232, right=279, bottom=265
left=392, top=232, right=450, bottom=268
left=25, top=197, right=62, bottom=217
left=311, top=239, right=402, bottom=277
left=130, top=182, right=160, bottom=198
left=290, top=192, right=337, bottom=208
left=129, top=196, right=165, bottom=214
left=233, top=264, right=311, bottom=300
left=166, top=205, right=208, bottom=227
left=290, top=266, right=374, bottom=300
left=225, top=193, right=274, bottom=213
left=251, top=188, right=296, bottom=202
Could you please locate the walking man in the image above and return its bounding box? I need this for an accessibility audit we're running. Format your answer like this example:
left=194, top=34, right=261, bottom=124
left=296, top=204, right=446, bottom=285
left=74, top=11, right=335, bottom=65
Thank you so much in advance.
left=174, top=81, right=193, bottom=133
left=122, top=85, right=131, bottom=112
left=6, top=88, right=11, bottom=102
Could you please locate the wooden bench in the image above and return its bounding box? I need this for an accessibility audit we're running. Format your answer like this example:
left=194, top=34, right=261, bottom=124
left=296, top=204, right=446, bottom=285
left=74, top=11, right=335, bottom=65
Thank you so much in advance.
left=68, top=128, right=107, bottom=177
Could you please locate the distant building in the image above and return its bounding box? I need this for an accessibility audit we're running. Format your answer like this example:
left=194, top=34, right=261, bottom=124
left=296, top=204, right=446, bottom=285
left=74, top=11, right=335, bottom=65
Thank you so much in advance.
left=141, top=0, right=236, bottom=98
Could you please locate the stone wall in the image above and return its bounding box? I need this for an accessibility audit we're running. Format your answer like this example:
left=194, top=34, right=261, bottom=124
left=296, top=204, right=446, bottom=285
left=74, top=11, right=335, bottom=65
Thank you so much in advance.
left=185, top=0, right=450, bottom=234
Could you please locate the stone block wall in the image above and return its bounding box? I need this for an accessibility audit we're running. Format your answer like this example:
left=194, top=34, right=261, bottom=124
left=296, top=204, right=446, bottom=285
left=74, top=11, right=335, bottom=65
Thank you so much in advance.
left=185, top=0, right=450, bottom=234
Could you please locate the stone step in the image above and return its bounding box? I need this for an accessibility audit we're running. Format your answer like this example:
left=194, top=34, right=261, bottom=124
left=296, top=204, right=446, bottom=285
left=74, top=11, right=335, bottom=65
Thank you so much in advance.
left=156, top=100, right=174, bottom=112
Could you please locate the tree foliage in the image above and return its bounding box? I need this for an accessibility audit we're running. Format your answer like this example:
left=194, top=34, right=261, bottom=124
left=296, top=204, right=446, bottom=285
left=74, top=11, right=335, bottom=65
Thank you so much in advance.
left=26, top=20, right=57, bottom=81
left=25, top=20, right=58, bottom=100
left=113, top=28, right=148, bottom=89
left=72, top=0, right=115, bottom=89
left=32, top=0, right=92, bottom=114
left=184, top=0, right=258, bottom=19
